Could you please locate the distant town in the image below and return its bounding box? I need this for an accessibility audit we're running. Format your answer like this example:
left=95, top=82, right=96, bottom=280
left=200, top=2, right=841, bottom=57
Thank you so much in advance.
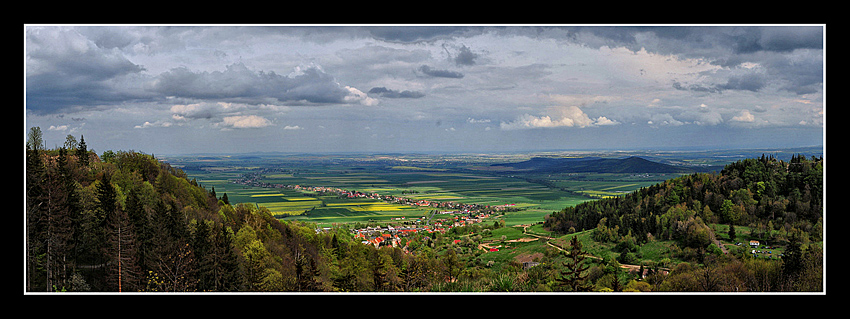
left=233, top=169, right=514, bottom=250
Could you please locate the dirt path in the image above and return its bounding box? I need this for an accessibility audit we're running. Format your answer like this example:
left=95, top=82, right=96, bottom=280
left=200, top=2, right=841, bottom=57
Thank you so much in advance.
left=709, top=227, right=729, bottom=254
left=517, top=224, right=670, bottom=274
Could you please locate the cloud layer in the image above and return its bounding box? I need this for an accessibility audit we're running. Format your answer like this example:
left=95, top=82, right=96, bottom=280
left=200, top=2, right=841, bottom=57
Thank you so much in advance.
left=25, top=25, right=824, bottom=154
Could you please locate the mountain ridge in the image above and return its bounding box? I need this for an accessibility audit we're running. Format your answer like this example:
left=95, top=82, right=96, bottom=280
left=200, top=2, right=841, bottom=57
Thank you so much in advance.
left=492, top=156, right=718, bottom=174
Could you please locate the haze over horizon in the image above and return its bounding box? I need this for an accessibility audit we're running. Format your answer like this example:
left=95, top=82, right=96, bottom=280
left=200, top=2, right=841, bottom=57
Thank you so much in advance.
left=25, top=25, right=825, bottom=155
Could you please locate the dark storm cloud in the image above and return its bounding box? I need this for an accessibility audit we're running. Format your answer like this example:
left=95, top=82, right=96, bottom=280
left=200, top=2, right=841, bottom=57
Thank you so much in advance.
left=153, top=63, right=351, bottom=104
left=726, top=26, right=823, bottom=54
left=569, top=26, right=822, bottom=54
left=674, top=70, right=769, bottom=94
left=576, top=25, right=823, bottom=96
left=368, top=87, right=425, bottom=98
left=30, top=59, right=360, bottom=115
left=367, top=26, right=474, bottom=43
left=25, top=27, right=150, bottom=114
left=717, top=72, right=768, bottom=92
left=417, top=65, right=464, bottom=78
left=25, top=27, right=374, bottom=115
left=672, top=81, right=721, bottom=94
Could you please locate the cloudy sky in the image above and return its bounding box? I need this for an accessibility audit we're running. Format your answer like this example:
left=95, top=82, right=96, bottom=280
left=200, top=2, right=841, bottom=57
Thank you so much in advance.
left=25, top=25, right=825, bottom=155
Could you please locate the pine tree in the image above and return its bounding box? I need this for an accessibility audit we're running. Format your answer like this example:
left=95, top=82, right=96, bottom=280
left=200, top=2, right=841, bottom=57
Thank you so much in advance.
left=782, top=233, right=805, bottom=286
left=211, top=224, right=241, bottom=291
left=41, top=149, right=70, bottom=291
left=48, top=148, right=78, bottom=291
left=192, top=220, right=214, bottom=291
left=125, top=188, right=152, bottom=279
left=558, top=236, right=591, bottom=292
left=96, top=173, right=117, bottom=228
left=105, top=207, right=140, bottom=292
left=26, top=128, right=46, bottom=291
left=77, top=135, right=89, bottom=167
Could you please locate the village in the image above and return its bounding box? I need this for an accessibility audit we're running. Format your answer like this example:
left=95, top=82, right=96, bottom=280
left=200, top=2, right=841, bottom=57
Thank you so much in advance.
left=346, top=210, right=495, bottom=250
left=233, top=169, right=514, bottom=251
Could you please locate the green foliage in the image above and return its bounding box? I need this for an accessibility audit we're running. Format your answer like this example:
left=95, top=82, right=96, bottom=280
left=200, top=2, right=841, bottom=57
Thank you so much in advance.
left=545, top=154, right=823, bottom=250
left=25, top=129, right=823, bottom=292
left=556, top=236, right=592, bottom=292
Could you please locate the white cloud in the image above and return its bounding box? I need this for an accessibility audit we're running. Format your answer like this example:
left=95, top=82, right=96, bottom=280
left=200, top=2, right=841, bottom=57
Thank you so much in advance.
left=467, top=117, right=491, bottom=124
left=220, top=115, right=271, bottom=129
left=647, top=113, right=685, bottom=127
left=500, top=105, right=617, bottom=130
left=344, top=86, right=379, bottom=106
left=171, top=102, right=239, bottom=120
left=283, top=125, right=303, bottom=130
left=594, top=116, right=619, bottom=126
left=134, top=121, right=173, bottom=129
left=48, top=125, right=69, bottom=131
left=731, top=110, right=755, bottom=122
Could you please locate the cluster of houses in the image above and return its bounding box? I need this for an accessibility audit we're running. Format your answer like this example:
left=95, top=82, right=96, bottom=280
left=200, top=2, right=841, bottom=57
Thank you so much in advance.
left=349, top=211, right=494, bottom=249
left=236, top=169, right=513, bottom=252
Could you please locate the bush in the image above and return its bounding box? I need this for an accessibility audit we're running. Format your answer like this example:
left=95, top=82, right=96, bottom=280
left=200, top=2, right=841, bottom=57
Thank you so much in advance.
left=619, top=252, right=638, bottom=265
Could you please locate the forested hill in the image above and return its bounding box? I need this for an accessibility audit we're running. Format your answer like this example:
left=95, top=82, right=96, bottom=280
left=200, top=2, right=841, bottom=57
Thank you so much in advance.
left=543, top=154, right=824, bottom=247
left=25, top=129, right=397, bottom=293
left=492, top=156, right=718, bottom=173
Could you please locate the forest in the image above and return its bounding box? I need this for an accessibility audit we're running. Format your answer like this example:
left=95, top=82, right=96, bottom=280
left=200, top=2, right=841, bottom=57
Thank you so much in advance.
left=25, top=127, right=824, bottom=293
left=544, top=153, right=824, bottom=291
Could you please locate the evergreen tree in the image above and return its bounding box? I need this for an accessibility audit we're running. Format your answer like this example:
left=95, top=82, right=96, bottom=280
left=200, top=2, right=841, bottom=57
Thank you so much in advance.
left=125, top=188, right=152, bottom=279
left=558, top=236, right=591, bottom=292
left=782, top=233, right=805, bottom=286
left=104, top=207, right=140, bottom=292
left=96, top=173, right=117, bottom=228
left=211, top=224, right=241, bottom=291
left=77, top=135, right=89, bottom=167
left=48, top=148, right=78, bottom=291
left=39, top=148, right=75, bottom=291
left=26, top=127, right=46, bottom=291
left=192, top=220, right=214, bottom=291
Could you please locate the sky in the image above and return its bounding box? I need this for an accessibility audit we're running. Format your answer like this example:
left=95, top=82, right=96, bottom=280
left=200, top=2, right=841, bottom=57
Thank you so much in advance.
left=24, top=25, right=825, bottom=155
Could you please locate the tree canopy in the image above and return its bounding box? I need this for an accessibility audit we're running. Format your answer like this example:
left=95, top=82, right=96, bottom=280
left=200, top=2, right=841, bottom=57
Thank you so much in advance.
left=25, top=129, right=823, bottom=293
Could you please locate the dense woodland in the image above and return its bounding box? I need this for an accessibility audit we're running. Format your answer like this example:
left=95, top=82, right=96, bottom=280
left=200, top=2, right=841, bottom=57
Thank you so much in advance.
left=544, top=153, right=824, bottom=291
left=25, top=127, right=824, bottom=293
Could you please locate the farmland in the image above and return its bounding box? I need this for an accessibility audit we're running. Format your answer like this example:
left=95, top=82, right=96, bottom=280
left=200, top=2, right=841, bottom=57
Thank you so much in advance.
left=162, top=152, right=702, bottom=228
left=162, top=147, right=821, bottom=228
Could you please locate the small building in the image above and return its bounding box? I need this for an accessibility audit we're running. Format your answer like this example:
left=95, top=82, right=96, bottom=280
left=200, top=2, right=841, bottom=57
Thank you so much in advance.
left=522, top=262, right=540, bottom=270
left=749, top=240, right=760, bottom=247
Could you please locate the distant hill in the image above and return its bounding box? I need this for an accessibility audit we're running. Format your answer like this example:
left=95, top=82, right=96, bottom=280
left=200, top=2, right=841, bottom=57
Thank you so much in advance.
left=492, top=156, right=716, bottom=174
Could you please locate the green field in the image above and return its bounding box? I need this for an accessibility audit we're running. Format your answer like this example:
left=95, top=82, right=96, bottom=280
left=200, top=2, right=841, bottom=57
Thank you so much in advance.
left=167, top=154, right=673, bottom=227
